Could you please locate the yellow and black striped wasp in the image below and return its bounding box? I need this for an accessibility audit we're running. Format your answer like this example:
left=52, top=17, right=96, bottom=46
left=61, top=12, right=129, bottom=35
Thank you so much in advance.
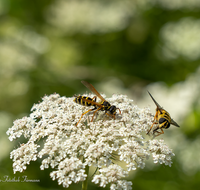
left=74, top=81, right=121, bottom=126
left=146, top=91, right=180, bottom=137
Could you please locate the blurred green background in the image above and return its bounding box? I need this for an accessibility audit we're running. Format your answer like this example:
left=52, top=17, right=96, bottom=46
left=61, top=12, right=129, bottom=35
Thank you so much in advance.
left=1, top=0, right=200, bottom=189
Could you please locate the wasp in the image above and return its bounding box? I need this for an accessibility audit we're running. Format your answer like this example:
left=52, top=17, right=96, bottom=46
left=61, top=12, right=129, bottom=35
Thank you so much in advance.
left=146, top=91, right=180, bottom=137
left=74, top=81, right=121, bottom=126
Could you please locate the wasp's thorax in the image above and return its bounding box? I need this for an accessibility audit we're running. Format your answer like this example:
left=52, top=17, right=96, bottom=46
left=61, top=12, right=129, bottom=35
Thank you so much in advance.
left=100, top=101, right=117, bottom=115
left=157, top=108, right=171, bottom=129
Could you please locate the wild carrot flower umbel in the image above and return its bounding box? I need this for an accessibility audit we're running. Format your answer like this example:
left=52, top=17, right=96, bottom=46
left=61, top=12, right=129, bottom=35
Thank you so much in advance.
left=7, top=93, right=175, bottom=190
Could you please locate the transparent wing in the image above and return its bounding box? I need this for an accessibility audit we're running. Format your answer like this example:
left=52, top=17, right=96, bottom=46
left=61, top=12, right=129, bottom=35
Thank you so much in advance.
left=81, top=81, right=106, bottom=102
left=170, top=118, right=180, bottom=127
left=147, top=91, right=162, bottom=109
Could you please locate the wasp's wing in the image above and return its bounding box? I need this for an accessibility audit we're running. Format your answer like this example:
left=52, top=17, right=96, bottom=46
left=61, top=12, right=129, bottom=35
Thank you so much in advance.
left=170, top=118, right=180, bottom=127
left=81, top=81, right=106, bottom=102
left=147, top=91, right=162, bottom=109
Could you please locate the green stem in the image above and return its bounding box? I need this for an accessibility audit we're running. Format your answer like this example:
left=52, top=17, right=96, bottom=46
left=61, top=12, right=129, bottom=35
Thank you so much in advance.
left=82, top=165, right=89, bottom=190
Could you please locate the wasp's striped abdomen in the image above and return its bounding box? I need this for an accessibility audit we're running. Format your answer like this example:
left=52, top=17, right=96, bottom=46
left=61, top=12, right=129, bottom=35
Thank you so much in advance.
left=74, top=96, right=96, bottom=106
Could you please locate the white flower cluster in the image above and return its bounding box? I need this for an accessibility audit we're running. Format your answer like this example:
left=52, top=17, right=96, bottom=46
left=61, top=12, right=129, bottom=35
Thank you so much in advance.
left=92, top=165, right=132, bottom=189
left=7, top=93, right=175, bottom=190
left=149, top=139, right=175, bottom=167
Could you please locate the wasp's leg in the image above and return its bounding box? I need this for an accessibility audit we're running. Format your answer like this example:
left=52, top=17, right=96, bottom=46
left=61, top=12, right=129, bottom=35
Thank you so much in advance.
left=76, top=107, right=97, bottom=126
left=146, top=122, right=158, bottom=135
left=92, top=96, right=97, bottom=102
left=91, top=107, right=102, bottom=122
left=104, top=108, right=121, bottom=119
left=153, top=110, right=159, bottom=121
left=153, top=128, right=164, bottom=137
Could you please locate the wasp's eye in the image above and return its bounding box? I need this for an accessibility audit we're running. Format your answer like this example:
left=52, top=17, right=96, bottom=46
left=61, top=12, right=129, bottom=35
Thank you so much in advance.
left=159, top=118, right=166, bottom=124
left=159, top=118, right=170, bottom=129
left=109, top=106, right=116, bottom=114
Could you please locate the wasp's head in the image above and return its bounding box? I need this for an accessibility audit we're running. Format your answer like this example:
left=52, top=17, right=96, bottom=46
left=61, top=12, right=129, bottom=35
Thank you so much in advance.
left=107, top=105, right=121, bottom=117
left=108, top=105, right=117, bottom=115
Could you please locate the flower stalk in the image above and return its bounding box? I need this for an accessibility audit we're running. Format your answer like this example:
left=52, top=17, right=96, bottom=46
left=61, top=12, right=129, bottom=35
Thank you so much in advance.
left=82, top=164, right=89, bottom=190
